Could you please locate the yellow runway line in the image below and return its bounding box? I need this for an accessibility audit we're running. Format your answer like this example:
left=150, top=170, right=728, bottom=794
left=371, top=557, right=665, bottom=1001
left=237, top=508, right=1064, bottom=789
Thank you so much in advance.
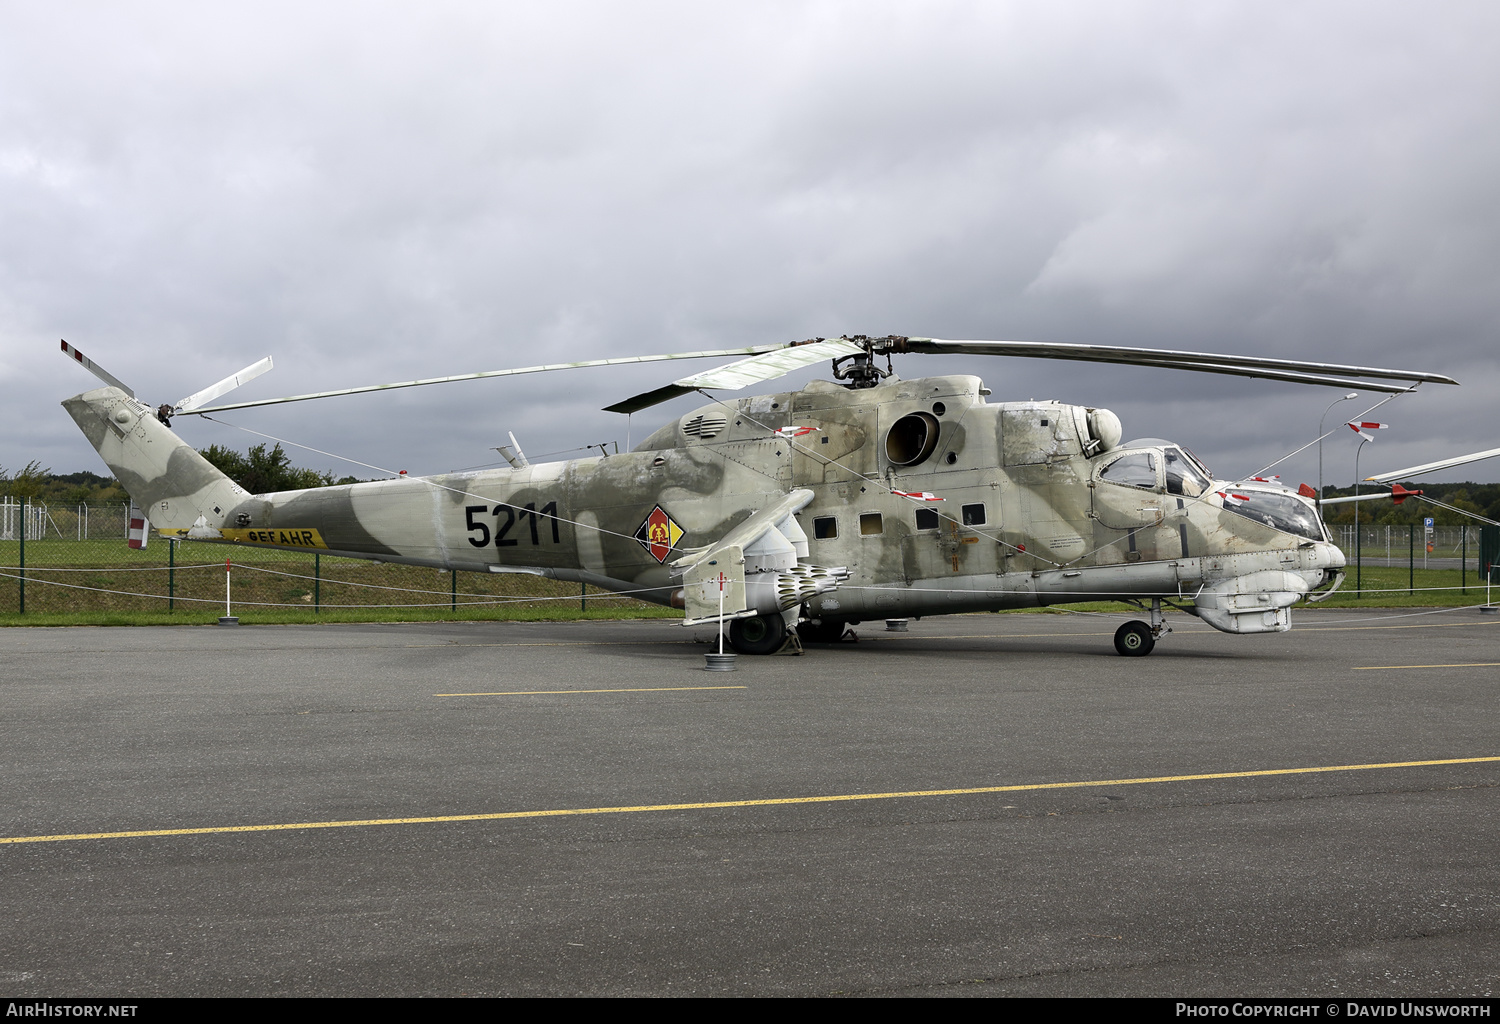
left=1352, top=663, right=1500, bottom=671
left=2, top=755, right=1496, bottom=847
left=435, top=686, right=747, bottom=697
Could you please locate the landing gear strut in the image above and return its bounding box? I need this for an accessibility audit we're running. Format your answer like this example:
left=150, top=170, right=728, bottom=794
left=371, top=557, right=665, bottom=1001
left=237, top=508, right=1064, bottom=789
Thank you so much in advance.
left=1114, top=598, right=1172, bottom=657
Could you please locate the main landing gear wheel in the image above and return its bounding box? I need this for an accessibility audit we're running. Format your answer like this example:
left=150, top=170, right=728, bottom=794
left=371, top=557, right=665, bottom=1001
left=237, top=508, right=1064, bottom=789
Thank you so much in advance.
left=1114, top=620, right=1155, bottom=657
left=729, top=613, right=788, bottom=655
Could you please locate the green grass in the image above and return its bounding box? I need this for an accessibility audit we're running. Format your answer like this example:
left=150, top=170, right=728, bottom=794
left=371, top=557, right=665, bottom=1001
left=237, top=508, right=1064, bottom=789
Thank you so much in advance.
left=0, top=603, right=683, bottom=627
left=1302, top=566, right=1491, bottom=608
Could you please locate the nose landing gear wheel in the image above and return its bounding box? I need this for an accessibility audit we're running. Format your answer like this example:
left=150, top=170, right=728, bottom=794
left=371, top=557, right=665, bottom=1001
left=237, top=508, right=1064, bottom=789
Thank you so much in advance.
left=1114, top=620, right=1155, bottom=657
left=729, top=613, right=788, bottom=655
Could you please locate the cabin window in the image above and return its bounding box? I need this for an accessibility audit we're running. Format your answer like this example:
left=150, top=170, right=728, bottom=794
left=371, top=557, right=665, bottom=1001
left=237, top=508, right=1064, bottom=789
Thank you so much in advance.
left=1099, top=451, right=1159, bottom=490
left=915, top=508, right=940, bottom=530
left=813, top=516, right=838, bottom=540
left=961, top=503, right=986, bottom=526
left=859, top=513, right=884, bottom=536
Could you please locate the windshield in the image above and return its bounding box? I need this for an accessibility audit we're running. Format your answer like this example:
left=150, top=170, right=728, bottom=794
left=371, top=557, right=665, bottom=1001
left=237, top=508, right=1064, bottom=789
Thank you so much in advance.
left=1222, top=489, right=1327, bottom=542
left=1164, top=447, right=1210, bottom=497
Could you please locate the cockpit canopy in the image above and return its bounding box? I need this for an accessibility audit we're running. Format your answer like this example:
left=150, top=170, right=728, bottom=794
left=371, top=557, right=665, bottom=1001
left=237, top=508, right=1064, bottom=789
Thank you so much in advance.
left=1096, top=441, right=1213, bottom=497
left=1219, top=487, right=1328, bottom=543
left=1094, top=441, right=1328, bottom=543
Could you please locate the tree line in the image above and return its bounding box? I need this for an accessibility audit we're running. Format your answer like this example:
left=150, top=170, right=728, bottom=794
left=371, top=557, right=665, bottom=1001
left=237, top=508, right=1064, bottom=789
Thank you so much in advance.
left=2, top=444, right=360, bottom=504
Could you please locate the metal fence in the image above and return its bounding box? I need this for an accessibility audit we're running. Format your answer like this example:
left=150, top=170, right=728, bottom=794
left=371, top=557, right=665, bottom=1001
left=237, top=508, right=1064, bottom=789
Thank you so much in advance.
left=0, top=499, right=132, bottom=541
left=0, top=500, right=641, bottom=616
left=1330, top=524, right=1486, bottom=573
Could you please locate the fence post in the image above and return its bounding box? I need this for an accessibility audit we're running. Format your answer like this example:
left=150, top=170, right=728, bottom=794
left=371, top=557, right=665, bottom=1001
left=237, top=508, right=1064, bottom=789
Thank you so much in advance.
left=1409, top=523, right=1414, bottom=595
left=315, top=553, right=321, bottom=613
left=18, top=498, right=24, bottom=615
left=1463, top=526, right=1468, bottom=595
left=450, top=569, right=456, bottom=612
left=1355, top=523, right=1362, bottom=597
left=168, top=538, right=175, bottom=612
left=581, top=580, right=586, bottom=612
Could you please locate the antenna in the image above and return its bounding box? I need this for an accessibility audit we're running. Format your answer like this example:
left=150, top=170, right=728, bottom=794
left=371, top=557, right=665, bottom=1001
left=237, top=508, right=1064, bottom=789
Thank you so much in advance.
left=495, top=431, right=530, bottom=469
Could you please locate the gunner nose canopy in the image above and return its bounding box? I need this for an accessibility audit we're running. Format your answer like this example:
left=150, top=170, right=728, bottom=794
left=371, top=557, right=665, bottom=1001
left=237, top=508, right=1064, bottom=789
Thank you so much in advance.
left=1222, top=489, right=1328, bottom=543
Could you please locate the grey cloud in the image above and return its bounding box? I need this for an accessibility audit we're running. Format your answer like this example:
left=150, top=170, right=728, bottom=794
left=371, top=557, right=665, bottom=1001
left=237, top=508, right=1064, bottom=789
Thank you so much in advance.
left=3, top=1, right=1497, bottom=489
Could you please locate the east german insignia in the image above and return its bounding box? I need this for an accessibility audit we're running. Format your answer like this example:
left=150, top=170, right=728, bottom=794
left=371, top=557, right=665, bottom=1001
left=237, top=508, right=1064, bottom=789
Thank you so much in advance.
left=635, top=505, right=684, bottom=563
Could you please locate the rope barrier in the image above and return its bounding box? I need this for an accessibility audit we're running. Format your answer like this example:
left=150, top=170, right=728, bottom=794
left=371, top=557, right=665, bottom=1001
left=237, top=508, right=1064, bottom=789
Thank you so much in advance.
left=0, top=570, right=645, bottom=609
left=2, top=564, right=1492, bottom=609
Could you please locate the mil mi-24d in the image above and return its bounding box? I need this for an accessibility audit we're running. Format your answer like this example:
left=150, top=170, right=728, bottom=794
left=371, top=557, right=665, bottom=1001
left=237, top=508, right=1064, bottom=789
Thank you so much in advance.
left=60, top=335, right=1459, bottom=656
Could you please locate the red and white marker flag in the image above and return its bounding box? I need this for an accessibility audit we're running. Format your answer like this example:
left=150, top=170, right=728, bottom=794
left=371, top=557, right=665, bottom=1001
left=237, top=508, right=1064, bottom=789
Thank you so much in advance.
left=1217, top=491, right=1252, bottom=503
left=127, top=502, right=149, bottom=550
left=774, top=425, right=819, bottom=438
left=892, top=489, right=944, bottom=501
left=1348, top=421, right=1389, bottom=443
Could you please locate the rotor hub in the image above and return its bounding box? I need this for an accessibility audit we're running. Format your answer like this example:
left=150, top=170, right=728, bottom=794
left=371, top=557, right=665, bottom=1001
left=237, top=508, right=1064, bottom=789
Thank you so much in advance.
left=830, top=335, right=907, bottom=390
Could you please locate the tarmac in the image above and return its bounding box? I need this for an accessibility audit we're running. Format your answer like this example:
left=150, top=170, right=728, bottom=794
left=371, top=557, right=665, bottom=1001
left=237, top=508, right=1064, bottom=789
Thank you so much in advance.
left=1, top=606, right=1497, bottom=997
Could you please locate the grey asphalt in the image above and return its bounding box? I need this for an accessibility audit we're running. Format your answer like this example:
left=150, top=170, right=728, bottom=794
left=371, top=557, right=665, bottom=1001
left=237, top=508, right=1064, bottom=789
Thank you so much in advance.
left=1, top=607, right=1497, bottom=997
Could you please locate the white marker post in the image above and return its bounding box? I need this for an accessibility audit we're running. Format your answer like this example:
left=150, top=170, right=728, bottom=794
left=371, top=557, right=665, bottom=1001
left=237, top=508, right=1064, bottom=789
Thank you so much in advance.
left=704, top=569, right=736, bottom=671
left=219, top=557, right=239, bottom=625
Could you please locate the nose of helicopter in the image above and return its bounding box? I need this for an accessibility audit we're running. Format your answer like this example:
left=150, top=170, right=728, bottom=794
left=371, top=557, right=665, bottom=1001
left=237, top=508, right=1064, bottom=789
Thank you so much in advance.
left=1324, top=540, right=1347, bottom=569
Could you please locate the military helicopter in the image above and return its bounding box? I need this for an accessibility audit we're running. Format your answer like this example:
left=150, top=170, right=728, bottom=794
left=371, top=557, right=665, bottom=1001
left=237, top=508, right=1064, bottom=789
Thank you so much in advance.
left=60, top=335, right=1458, bottom=656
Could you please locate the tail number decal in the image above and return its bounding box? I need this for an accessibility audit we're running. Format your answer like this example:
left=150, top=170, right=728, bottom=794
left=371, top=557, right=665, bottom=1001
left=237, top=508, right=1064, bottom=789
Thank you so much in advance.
left=467, top=502, right=560, bottom=549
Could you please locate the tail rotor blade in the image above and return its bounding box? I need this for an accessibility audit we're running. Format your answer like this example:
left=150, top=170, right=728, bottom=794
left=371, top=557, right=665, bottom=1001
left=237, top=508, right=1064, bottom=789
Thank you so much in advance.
left=174, top=356, right=274, bottom=413
left=60, top=340, right=135, bottom=398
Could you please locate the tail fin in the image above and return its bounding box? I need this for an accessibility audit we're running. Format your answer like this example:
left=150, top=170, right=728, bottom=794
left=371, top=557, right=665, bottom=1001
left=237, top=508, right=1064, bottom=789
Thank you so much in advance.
left=62, top=386, right=249, bottom=531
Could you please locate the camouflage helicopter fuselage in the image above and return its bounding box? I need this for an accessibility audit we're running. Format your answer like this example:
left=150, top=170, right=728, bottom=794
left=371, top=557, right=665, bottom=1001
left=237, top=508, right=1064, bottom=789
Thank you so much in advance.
left=64, top=373, right=1345, bottom=646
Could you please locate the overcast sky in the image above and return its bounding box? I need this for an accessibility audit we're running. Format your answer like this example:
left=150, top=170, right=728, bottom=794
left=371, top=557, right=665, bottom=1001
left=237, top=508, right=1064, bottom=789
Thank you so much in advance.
left=4, top=1, right=1498, bottom=489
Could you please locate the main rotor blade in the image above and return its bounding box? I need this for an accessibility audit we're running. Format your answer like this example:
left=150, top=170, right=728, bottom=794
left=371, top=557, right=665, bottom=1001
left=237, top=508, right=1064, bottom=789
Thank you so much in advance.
left=183, top=346, right=784, bottom=415
left=174, top=355, right=274, bottom=413
left=1105, top=357, right=1418, bottom=393
left=892, top=338, right=1460, bottom=387
left=674, top=338, right=866, bottom=390
left=60, top=340, right=134, bottom=398
left=1365, top=446, right=1500, bottom=483
left=604, top=338, right=866, bottom=414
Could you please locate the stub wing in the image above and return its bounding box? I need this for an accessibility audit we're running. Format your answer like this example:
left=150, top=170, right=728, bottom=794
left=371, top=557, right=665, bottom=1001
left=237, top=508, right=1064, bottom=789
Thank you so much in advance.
left=672, top=489, right=847, bottom=626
